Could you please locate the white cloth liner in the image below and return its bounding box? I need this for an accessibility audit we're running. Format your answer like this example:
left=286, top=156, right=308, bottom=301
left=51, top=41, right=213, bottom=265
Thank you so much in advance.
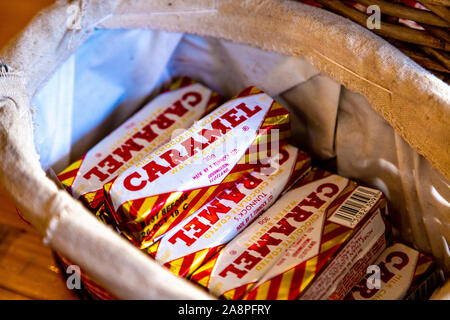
left=32, top=28, right=449, bottom=273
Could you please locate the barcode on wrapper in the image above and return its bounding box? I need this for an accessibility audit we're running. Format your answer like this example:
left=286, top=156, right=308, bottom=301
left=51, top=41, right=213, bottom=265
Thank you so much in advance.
left=328, top=186, right=381, bottom=228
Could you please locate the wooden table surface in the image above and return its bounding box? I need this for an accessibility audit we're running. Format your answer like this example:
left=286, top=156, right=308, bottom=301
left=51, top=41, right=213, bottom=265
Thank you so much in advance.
left=0, top=0, right=79, bottom=300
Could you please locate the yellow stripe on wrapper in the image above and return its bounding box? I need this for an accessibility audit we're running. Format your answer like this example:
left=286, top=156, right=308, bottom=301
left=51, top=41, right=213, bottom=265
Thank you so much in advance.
left=151, top=187, right=219, bottom=241
left=94, top=204, right=115, bottom=225
left=220, top=170, right=252, bottom=184
left=135, top=196, right=161, bottom=222
left=323, top=222, right=340, bottom=235
left=126, top=191, right=190, bottom=226
left=320, top=230, right=352, bottom=254
left=167, top=256, right=184, bottom=276
left=168, top=77, right=194, bottom=90
left=162, top=245, right=224, bottom=278
left=169, top=78, right=183, bottom=90
left=241, top=256, right=321, bottom=300
left=269, top=102, right=284, bottom=110
left=295, top=159, right=307, bottom=172
left=262, top=114, right=289, bottom=127
left=252, top=270, right=291, bottom=300
left=277, top=269, right=296, bottom=300
left=299, top=256, right=319, bottom=293
left=83, top=190, right=98, bottom=205
left=57, top=158, right=83, bottom=188
left=80, top=189, right=105, bottom=211
left=222, top=283, right=255, bottom=300
left=230, top=86, right=264, bottom=98
left=253, top=280, right=272, bottom=300
left=103, top=181, right=113, bottom=194
left=182, top=187, right=218, bottom=217
left=120, top=201, right=135, bottom=218
left=189, top=254, right=219, bottom=288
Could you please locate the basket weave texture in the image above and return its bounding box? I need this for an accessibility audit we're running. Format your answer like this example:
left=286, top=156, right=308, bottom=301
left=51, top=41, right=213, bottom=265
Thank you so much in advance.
left=300, top=0, right=450, bottom=84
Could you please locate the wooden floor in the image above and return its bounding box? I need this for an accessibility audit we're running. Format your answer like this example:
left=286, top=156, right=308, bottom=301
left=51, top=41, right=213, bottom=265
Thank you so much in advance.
left=0, top=0, right=79, bottom=300
left=0, top=187, right=79, bottom=300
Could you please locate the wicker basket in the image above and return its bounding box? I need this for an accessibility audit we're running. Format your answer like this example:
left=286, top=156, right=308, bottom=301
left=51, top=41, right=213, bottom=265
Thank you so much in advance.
left=0, top=0, right=448, bottom=300
left=299, top=0, right=450, bottom=84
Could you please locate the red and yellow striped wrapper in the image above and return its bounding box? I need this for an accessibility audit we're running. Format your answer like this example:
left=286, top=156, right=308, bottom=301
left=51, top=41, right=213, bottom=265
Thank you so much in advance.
left=190, top=168, right=390, bottom=300
left=104, top=87, right=291, bottom=249
left=146, top=145, right=311, bottom=278
left=93, top=204, right=115, bottom=225
left=57, top=77, right=222, bottom=212
left=345, top=242, right=440, bottom=300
